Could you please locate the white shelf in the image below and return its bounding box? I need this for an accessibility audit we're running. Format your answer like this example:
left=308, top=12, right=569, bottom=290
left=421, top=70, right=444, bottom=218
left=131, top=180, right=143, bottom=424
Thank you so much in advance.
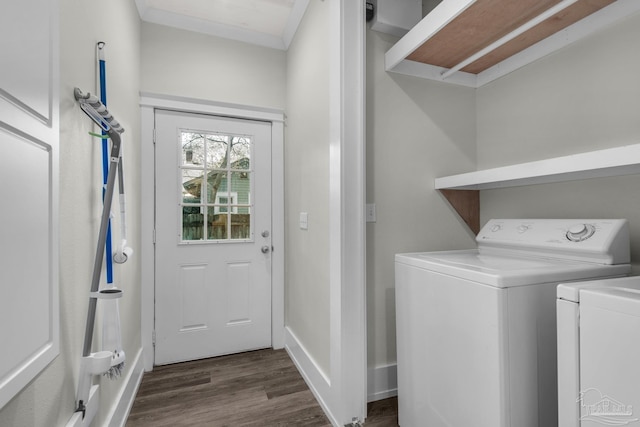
left=385, top=0, right=640, bottom=88
left=435, top=144, right=640, bottom=190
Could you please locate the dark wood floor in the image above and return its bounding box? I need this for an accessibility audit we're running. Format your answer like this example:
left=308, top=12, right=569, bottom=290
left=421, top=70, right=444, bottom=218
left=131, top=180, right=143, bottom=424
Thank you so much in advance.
left=364, top=397, right=399, bottom=427
left=126, top=348, right=398, bottom=426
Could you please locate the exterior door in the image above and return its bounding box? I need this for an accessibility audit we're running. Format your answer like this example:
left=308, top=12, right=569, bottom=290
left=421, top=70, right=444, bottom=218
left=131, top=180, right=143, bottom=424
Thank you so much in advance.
left=154, top=109, right=272, bottom=365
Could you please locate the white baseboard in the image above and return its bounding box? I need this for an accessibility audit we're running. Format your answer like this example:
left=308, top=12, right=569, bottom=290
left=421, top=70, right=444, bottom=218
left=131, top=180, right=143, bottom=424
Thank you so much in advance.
left=367, top=363, right=397, bottom=402
left=65, top=385, right=100, bottom=427
left=105, top=348, right=145, bottom=427
left=284, top=327, right=340, bottom=427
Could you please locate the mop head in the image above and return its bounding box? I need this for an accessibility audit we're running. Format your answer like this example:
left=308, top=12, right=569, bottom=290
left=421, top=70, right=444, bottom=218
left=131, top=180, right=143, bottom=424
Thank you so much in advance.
left=104, top=350, right=126, bottom=379
left=105, top=364, right=124, bottom=380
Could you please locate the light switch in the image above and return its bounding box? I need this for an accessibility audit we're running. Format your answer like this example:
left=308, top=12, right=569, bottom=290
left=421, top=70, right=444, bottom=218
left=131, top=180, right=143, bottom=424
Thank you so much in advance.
left=299, top=212, right=308, bottom=230
left=366, top=203, right=377, bottom=223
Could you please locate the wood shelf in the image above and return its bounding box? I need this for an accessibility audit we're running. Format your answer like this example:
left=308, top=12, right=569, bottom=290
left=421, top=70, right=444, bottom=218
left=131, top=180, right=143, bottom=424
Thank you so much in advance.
left=436, top=144, right=640, bottom=233
left=386, top=0, right=640, bottom=87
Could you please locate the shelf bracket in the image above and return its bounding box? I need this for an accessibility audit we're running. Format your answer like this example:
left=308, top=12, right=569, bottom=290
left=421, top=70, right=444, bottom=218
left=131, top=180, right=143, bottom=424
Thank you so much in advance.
left=438, top=189, right=480, bottom=235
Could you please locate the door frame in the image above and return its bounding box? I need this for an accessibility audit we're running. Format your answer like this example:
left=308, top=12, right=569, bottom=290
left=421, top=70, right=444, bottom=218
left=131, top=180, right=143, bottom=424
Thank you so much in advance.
left=329, top=0, right=367, bottom=422
left=140, top=93, right=285, bottom=371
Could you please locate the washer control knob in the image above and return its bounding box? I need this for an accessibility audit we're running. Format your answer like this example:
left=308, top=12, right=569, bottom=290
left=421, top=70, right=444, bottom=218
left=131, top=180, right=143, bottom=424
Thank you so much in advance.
left=566, top=223, right=596, bottom=242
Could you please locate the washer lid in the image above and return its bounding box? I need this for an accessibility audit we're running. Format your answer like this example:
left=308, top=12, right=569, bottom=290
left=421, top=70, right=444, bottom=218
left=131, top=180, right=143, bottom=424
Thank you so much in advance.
left=558, top=276, right=640, bottom=303
left=581, top=286, right=640, bottom=317
left=395, top=250, right=630, bottom=288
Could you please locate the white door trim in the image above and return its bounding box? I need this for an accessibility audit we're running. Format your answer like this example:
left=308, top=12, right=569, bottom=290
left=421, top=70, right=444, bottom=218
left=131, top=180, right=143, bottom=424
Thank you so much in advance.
left=328, top=0, right=367, bottom=424
left=140, top=92, right=285, bottom=371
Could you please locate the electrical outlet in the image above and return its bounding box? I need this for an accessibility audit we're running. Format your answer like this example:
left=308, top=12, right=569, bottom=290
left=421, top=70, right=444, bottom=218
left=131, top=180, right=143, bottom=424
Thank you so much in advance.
left=299, top=212, right=308, bottom=230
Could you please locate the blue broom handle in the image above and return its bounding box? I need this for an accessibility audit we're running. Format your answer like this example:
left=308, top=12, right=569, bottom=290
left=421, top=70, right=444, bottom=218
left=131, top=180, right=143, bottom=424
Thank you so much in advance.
left=98, top=43, right=114, bottom=284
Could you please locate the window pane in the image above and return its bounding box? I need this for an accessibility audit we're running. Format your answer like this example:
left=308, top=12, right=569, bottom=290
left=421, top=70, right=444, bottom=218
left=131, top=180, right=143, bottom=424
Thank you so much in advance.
left=230, top=213, right=250, bottom=239
left=178, top=131, right=253, bottom=243
left=182, top=207, right=203, bottom=241
left=206, top=134, right=229, bottom=169
left=182, top=169, right=204, bottom=204
left=229, top=171, right=250, bottom=199
left=208, top=212, right=228, bottom=240
left=206, top=171, right=227, bottom=205
left=230, top=136, right=250, bottom=170
left=181, top=133, right=204, bottom=166
left=228, top=172, right=249, bottom=214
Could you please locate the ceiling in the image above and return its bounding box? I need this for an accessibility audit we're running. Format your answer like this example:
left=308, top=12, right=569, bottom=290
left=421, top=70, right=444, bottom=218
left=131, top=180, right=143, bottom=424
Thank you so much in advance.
left=135, top=0, right=310, bottom=50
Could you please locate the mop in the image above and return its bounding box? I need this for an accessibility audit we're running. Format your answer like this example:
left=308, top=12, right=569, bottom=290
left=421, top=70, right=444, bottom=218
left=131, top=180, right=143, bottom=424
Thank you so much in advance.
left=73, top=87, right=125, bottom=416
left=96, top=42, right=127, bottom=380
left=104, top=152, right=131, bottom=379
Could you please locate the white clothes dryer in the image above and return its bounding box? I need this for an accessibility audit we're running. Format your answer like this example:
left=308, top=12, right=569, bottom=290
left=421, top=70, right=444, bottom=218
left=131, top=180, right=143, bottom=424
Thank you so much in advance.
left=395, top=219, right=630, bottom=427
left=557, top=276, right=640, bottom=427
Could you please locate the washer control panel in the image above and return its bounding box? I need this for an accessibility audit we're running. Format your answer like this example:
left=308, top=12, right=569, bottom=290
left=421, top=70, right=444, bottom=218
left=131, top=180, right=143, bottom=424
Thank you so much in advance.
left=476, top=219, right=630, bottom=264
left=565, top=223, right=596, bottom=242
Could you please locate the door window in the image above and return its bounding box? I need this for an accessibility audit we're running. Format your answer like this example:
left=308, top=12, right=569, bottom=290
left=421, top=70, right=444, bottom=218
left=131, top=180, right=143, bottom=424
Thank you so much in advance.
left=180, top=131, right=252, bottom=242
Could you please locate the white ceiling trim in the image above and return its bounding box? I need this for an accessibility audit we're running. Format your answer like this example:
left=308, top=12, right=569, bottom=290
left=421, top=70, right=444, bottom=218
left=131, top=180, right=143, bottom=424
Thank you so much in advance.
left=282, top=0, right=310, bottom=49
left=135, top=0, right=309, bottom=51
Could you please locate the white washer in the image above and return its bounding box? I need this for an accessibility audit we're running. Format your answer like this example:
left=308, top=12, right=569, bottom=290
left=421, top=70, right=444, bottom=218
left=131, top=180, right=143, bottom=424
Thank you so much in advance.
left=557, top=276, right=640, bottom=427
left=395, top=219, right=630, bottom=427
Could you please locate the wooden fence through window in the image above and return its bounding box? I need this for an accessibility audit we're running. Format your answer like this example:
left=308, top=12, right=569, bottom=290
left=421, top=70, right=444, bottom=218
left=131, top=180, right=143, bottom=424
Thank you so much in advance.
left=182, top=213, right=250, bottom=240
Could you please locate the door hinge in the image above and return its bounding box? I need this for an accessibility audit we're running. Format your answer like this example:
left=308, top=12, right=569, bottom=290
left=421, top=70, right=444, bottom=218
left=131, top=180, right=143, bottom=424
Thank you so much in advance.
left=152, top=331, right=156, bottom=347
left=153, top=228, right=156, bottom=244
left=153, top=128, right=156, bottom=144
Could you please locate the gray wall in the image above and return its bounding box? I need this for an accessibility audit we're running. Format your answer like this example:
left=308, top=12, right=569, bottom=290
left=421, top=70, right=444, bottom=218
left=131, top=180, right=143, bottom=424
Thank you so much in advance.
left=477, top=11, right=640, bottom=270
left=0, top=0, right=142, bottom=425
left=140, top=22, right=287, bottom=110
left=285, top=0, right=332, bottom=376
left=422, top=0, right=443, bottom=17
left=366, top=29, right=477, bottom=369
